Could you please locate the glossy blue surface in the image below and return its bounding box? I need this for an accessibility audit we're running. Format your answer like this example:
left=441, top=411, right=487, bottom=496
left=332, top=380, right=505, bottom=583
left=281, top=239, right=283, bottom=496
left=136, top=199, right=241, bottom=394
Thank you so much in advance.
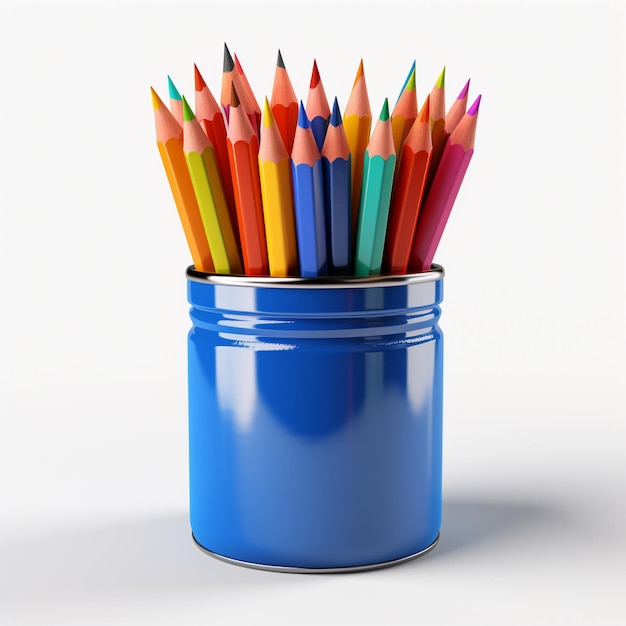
left=187, top=269, right=444, bottom=569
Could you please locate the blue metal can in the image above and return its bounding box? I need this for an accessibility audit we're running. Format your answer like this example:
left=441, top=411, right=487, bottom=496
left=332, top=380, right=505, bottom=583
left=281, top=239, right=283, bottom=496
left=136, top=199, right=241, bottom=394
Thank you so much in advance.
left=186, top=265, right=444, bottom=572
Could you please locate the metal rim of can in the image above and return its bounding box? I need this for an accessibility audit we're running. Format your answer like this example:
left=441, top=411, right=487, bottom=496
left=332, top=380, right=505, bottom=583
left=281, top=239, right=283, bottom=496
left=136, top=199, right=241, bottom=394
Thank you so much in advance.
left=186, top=264, right=444, bottom=289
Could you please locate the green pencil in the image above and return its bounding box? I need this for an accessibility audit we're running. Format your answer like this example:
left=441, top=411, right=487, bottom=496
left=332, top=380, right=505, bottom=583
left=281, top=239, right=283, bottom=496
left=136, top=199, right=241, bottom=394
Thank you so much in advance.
left=354, top=98, right=396, bottom=276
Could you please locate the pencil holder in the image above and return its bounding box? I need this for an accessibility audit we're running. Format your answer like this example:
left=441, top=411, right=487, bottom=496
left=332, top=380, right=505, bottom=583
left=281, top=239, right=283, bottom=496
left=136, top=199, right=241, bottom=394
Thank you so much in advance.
left=186, top=265, right=444, bottom=572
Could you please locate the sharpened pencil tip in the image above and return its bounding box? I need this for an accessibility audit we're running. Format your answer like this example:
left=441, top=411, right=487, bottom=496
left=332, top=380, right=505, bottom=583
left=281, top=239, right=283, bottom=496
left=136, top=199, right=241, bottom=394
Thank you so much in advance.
left=167, top=75, right=181, bottom=101
left=194, top=64, right=206, bottom=91
left=459, top=78, right=470, bottom=99
left=297, top=100, right=309, bottom=128
left=223, top=43, right=235, bottom=72
left=277, top=49, right=285, bottom=69
left=354, top=59, right=365, bottom=86
left=181, top=96, right=195, bottom=122
left=467, top=94, right=481, bottom=116
left=230, top=83, right=241, bottom=107
left=380, top=98, right=390, bottom=122
left=329, top=97, right=342, bottom=126
left=150, top=87, right=162, bottom=110
left=406, top=65, right=416, bottom=91
left=310, top=60, right=321, bottom=88
left=234, top=53, right=243, bottom=74
left=435, top=66, right=446, bottom=89
left=262, top=96, right=274, bottom=127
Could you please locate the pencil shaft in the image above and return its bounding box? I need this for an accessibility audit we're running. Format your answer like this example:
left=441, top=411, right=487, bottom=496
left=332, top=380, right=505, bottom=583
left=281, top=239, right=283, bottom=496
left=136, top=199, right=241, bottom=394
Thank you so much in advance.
left=292, top=161, right=328, bottom=277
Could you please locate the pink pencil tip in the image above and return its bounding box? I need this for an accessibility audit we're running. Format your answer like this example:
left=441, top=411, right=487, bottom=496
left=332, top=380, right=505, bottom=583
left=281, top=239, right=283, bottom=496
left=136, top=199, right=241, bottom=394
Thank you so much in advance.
left=459, top=79, right=471, bottom=99
left=467, top=94, right=481, bottom=116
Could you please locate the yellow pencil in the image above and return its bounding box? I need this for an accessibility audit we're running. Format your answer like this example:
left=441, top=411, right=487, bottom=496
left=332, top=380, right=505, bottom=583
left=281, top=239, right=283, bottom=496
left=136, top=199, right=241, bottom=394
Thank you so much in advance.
left=343, top=59, right=372, bottom=252
left=258, top=97, right=299, bottom=277
left=150, top=87, right=214, bottom=272
left=182, top=97, right=242, bottom=274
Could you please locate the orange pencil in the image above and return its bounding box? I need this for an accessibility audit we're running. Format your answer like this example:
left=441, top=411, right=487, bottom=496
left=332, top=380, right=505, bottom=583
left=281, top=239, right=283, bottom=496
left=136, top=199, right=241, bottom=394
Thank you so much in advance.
left=383, top=95, right=432, bottom=274
left=150, top=87, right=213, bottom=272
left=234, top=52, right=262, bottom=134
left=194, top=63, right=238, bottom=244
left=423, top=66, right=446, bottom=196
left=226, top=85, right=269, bottom=275
left=270, top=49, right=299, bottom=154
left=390, top=62, right=418, bottom=156
left=343, top=59, right=372, bottom=253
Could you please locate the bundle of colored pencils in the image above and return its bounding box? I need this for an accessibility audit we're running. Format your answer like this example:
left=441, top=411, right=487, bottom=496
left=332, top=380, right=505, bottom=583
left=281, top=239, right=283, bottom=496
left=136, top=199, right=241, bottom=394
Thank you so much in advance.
left=151, top=45, right=481, bottom=277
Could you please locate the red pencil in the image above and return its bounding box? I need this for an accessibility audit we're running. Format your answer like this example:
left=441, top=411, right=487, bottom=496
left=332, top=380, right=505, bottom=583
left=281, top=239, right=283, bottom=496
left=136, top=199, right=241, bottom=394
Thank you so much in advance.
left=226, top=85, right=269, bottom=275
left=408, top=95, right=481, bottom=273
left=234, top=52, right=262, bottom=134
left=194, top=63, right=238, bottom=244
left=383, top=95, right=432, bottom=274
left=270, top=49, right=299, bottom=154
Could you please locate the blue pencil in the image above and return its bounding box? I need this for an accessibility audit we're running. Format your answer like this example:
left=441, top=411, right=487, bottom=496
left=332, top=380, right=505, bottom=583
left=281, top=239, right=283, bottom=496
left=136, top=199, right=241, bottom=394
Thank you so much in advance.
left=305, top=60, right=331, bottom=152
left=291, top=101, right=328, bottom=277
left=321, top=98, right=352, bottom=275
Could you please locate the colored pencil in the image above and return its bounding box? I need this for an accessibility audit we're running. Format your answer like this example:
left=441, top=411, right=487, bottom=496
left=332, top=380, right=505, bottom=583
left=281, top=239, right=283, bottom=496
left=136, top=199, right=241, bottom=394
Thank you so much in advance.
left=234, top=52, right=262, bottom=134
left=343, top=59, right=372, bottom=253
left=321, top=97, right=352, bottom=275
left=226, top=85, right=269, bottom=275
left=194, top=63, right=238, bottom=244
left=423, top=66, right=446, bottom=196
left=167, top=75, right=183, bottom=126
left=305, top=59, right=331, bottom=153
left=220, top=43, right=258, bottom=133
left=408, top=95, right=481, bottom=273
left=354, top=99, right=396, bottom=276
left=383, top=95, right=432, bottom=275
left=291, top=101, right=328, bottom=277
left=150, top=87, right=214, bottom=272
left=182, top=97, right=243, bottom=275
left=391, top=62, right=418, bottom=156
left=445, top=78, right=470, bottom=136
left=270, top=49, right=299, bottom=154
left=395, top=60, right=416, bottom=103
left=258, top=97, right=299, bottom=277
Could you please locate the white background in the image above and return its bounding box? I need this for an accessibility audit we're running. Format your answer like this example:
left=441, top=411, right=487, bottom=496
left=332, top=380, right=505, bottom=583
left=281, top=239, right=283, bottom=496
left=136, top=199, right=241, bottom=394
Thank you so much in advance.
left=1, top=1, right=625, bottom=624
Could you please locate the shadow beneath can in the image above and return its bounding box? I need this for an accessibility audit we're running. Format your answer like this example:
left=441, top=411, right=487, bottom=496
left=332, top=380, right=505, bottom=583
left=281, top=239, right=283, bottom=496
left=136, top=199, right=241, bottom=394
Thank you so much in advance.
left=0, top=512, right=307, bottom=619
left=434, top=496, right=561, bottom=557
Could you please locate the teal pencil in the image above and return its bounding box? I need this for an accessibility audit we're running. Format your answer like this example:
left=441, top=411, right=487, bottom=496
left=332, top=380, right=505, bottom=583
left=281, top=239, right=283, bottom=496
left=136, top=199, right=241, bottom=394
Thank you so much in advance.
left=354, top=99, right=396, bottom=276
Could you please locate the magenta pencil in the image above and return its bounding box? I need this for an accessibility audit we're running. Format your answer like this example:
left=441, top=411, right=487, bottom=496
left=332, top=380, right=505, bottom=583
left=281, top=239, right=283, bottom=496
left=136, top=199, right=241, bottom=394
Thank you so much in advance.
left=408, top=95, right=481, bottom=273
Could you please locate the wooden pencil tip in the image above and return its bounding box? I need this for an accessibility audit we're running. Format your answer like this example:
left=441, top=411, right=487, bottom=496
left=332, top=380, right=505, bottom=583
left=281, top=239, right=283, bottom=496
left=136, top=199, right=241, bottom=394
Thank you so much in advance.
left=262, top=96, right=274, bottom=127
left=354, top=59, right=364, bottom=84
left=435, top=66, right=446, bottom=89
left=277, top=49, right=285, bottom=69
left=230, top=82, right=241, bottom=107
left=310, top=59, right=321, bottom=88
left=194, top=64, right=206, bottom=91
left=223, top=43, right=235, bottom=72
left=150, top=86, right=162, bottom=110
left=297, top=100, right=309, bottom=128
left=234, top=53, right=243, bottom=74
left=167, top=75, right=181, bottom=101
left=467, top=94, right=481, bottom=116
left=182, top=95, right=195, bottom=122
left=329, top=97, right=342, bottom=126
left=459, top=78, right=471, bottom=99
left=380, top=98, right=390, bottom=122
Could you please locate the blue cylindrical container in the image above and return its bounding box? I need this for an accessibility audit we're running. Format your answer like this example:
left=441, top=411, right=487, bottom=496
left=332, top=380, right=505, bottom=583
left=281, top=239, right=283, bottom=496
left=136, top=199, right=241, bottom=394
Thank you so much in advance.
left=186, top=265, right=444, bottom=572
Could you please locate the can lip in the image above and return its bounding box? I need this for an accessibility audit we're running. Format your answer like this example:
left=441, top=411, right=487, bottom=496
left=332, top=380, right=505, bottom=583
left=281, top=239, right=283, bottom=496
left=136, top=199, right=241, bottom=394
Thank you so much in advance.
left=186, top=264, right=444, bottom=288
